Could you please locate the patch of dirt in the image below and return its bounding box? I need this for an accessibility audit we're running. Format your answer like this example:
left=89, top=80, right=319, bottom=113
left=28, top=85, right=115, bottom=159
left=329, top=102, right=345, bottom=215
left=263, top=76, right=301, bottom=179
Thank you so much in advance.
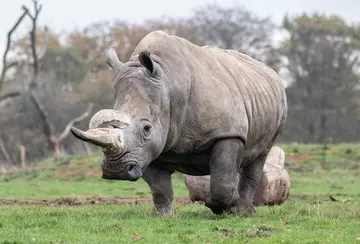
left=327, top=149, right=344, bottom=154
left=0, top=194, right=340, bottom=207
left=288, top=153, right=313, bottom=162
left=289, top=194, right=310, bottom=199
left=0, top=196, right=190, bottom=206
left=286, top=153, right=315, bottom=169
left=55, top=161, right=101, bottom=179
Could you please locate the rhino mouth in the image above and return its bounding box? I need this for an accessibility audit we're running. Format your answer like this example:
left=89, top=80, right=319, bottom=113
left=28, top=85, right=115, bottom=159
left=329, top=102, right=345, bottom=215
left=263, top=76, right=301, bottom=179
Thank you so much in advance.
left=101, top=161, right=142, bottom=181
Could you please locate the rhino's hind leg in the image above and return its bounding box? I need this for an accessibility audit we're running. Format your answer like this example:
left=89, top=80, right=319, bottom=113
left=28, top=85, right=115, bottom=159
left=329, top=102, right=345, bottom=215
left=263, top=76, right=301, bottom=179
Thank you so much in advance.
left=142, top=165, right=174, bottom=216
left=232, top=152, right=268, bottom=215
left=205, top=138, right=243, bottom=214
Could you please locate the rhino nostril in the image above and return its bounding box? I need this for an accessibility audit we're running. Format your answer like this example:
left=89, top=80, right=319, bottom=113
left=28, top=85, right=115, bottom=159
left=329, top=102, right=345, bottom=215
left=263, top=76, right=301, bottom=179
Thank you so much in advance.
left=128, top=164, right=134, bottom=172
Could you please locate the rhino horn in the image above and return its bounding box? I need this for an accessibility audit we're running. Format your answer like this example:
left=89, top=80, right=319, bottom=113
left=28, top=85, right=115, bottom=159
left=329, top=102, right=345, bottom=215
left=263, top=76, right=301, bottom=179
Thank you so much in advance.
left=103, top=45, right=123, bottom=75
left=71, top=109, right=130, bottom=152
left=70, top=127, right=121, bottom=150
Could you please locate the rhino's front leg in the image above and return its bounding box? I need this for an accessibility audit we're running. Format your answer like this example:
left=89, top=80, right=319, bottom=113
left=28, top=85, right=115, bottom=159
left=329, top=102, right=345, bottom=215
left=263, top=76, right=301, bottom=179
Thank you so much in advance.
left=205, top=138, right=243, bottom=214
left=142, top=164, right=174, bottom=216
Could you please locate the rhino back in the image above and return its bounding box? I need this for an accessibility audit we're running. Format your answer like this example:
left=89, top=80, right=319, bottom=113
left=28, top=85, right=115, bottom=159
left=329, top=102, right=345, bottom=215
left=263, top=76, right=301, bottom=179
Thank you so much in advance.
left=131, top=31, right=287, bottom=161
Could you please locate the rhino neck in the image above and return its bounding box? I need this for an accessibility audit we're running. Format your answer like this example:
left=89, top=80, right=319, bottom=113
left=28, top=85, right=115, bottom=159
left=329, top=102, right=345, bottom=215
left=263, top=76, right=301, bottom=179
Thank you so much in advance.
left=160, top=64, right=193, bottom=153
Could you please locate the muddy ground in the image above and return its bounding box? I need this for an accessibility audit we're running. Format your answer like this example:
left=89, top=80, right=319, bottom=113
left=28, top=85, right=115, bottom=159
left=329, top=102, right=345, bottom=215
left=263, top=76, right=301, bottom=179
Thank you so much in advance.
left=0, top=196, right=191, bottom=206
left=0, top=195, right=314, bottom=207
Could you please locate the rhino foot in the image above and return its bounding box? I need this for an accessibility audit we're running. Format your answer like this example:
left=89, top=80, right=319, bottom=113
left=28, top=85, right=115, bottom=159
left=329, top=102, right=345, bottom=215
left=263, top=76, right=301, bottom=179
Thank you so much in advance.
left=229, top=201, right=255, bottom=216
left=204, top=197, right=230, bottom=215
left=205, top=196, right=254, bottom=216
left=150, top=206, right=173, bottom=217
left=204, top=193, right=240, bottom=215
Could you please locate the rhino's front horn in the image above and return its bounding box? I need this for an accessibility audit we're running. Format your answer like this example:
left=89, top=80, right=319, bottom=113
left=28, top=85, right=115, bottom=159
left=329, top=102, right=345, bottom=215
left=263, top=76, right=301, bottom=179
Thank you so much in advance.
left=70, top=127, right=123, bottom=152
left=103, top=45, right=123, bottom=75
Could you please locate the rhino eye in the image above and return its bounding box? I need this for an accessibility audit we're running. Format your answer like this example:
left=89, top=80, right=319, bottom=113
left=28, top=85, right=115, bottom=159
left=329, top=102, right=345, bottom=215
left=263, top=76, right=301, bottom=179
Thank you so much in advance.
left=143, top=124, right=152, bottom=138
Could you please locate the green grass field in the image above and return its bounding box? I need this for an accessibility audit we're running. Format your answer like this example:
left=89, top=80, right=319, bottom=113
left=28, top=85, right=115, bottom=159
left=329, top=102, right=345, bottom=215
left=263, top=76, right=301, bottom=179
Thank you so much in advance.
left=1, top=143, right=360, bottom=243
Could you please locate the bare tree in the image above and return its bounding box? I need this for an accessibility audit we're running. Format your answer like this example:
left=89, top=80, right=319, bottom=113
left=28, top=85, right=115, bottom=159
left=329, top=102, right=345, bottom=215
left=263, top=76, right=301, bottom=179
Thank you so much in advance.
left=23, top=0, right=94, bottom=158
left=0, top=6, right=29, bottom=167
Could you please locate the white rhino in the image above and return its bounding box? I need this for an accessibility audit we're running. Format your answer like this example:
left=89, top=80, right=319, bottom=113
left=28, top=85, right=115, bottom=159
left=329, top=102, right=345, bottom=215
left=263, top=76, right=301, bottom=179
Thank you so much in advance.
left=70, top=30, right=288, bottom=216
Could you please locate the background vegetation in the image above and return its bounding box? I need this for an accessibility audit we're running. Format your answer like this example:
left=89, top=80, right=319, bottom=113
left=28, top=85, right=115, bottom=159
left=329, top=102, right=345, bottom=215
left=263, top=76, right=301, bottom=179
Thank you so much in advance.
left=1, top=1, right=360, bottom=167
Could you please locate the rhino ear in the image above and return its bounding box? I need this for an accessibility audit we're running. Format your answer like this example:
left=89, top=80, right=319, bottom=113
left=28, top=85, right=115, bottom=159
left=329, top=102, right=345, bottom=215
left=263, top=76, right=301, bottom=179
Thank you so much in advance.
left=139, top=51, right=154, bottom=74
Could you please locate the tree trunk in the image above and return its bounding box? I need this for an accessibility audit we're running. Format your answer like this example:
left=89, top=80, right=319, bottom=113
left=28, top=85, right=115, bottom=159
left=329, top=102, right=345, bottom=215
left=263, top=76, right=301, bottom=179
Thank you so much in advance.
left=0, top=139, right=12, bottom=165
left=16, top=144, right=26, bottom=168
left=53, top=140, right=61, bottom=159
left=318, top=112, right=328, bottom=144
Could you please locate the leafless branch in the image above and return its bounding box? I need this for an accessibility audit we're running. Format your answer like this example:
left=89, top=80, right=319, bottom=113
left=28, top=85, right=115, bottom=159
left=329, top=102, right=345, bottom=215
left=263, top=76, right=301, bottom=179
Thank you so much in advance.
left=24, top=0, right=43, bottom=88
left=29, top=89, right=56, bottom=146
left=6, top=61, right=18, bottom=70
left=58, top=103, right=94, bottom=142
left=0, top=7, right=28, bottom=92
left=0, top=91, right=21, bottom=103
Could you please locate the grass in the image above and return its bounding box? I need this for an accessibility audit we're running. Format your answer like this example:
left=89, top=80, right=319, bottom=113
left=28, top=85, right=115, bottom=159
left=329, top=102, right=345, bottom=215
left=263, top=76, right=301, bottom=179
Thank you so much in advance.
left=0, top=153, right=189, bottom=199
left=1, top=143, right=360, bottom=243
left=1, top=199, right=360, bottom=243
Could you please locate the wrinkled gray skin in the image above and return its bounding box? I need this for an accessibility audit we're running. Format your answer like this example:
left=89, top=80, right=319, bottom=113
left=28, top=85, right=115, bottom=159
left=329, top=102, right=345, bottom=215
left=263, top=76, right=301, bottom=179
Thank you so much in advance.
left=71, top=30, right=287, bottom=216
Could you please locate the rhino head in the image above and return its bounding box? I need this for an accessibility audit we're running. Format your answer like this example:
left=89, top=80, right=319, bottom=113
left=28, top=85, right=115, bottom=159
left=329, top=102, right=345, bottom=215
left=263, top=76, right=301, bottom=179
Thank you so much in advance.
left=70, top=45, right=171, bottom=181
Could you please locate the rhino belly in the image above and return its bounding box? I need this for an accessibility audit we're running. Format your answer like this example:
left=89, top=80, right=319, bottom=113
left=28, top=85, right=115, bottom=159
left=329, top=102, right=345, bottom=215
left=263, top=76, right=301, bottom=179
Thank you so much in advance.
left=176, top=166, right=210, bottom=176
left=156, top=151, right=211, bottom=176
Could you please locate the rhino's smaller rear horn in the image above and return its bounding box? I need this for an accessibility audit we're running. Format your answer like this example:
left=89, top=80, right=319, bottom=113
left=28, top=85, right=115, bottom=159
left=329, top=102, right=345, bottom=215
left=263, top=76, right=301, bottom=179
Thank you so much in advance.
left=103, top=45, right=123, bottom=75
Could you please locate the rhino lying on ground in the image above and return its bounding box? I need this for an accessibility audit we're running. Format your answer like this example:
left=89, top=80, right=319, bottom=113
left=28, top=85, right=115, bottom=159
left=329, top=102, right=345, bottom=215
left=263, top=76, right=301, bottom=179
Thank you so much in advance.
left=70, top=30, right=287, bottom=216
left=184, top=146, right=290, bottom=206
